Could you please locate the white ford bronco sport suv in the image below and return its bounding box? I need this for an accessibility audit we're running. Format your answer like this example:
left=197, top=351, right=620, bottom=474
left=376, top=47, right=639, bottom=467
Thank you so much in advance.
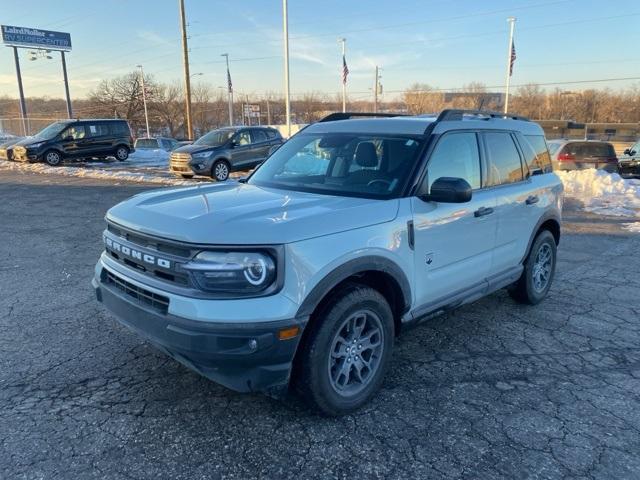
left=93, top=110, right=563, bottom=416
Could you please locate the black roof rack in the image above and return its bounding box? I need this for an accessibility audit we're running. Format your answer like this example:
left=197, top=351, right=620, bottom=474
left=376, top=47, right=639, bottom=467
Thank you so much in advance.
left=435, top=109, right=530, bottom=122
left=318, top=112, right=408, bottom=123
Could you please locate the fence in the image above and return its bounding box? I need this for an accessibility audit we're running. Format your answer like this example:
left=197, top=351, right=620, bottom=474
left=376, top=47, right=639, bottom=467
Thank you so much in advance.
left=0, top=117, right=68, bottom=137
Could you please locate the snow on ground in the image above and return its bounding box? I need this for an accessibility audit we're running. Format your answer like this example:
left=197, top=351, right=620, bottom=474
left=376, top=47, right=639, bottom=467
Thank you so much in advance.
left=556, top=169, right=640, bottom=218
left=623, top=222, right=640, bottom=233
left=0, top=157, right=196, bottom=186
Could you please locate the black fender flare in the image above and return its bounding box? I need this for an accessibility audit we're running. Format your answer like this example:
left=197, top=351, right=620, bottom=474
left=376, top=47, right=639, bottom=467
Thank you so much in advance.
left=521, top=210, right=561, bottom=263
left=295, top=255, right=412, bottom=318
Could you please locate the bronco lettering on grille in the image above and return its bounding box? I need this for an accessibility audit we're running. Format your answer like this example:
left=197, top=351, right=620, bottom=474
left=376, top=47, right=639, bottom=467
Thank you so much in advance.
left=104, top=236, right=171, bottom=269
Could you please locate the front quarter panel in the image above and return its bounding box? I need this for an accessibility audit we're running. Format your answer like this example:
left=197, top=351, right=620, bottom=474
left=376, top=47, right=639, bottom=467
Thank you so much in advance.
left=283, top=199, right=414, bottom=316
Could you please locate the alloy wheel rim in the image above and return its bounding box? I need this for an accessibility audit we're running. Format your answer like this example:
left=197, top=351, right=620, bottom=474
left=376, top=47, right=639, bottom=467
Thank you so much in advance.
left=216, top=163, right=228, bottom=179
left=47, top=152, right=60, bottom=165
left=532, top=243, right=552, bottom=292
left=327, top=309, right=384, bottom=397
left=116, top=148, right=127, bottom=159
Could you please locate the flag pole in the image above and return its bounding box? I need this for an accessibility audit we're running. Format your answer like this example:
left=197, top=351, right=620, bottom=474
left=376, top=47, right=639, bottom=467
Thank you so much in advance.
left=504, top=17, right=516, bottom=114
left=222, top=53, right=233, bottom=126
left=283, top=0, right=291, bottom=137
left=339, top=38, right=346, bottom=113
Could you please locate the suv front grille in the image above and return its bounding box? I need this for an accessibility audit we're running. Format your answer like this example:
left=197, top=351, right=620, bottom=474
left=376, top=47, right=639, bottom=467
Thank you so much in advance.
left=105, top=222, right=194, bottom=287
left=170, top=152, right=192, bottom=173
left=103, top=269, right=170, bottom=313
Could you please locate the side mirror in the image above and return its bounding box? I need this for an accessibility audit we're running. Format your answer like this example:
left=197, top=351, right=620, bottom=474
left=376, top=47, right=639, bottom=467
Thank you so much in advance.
left=624, top=148, right=631, bottom=156
left=422, top=177, right=472, bottom=203
left=63, top=135, right=73, bottom=141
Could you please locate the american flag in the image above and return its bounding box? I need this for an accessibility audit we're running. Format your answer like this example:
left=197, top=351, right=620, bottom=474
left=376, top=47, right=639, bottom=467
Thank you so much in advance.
left=342, top=54, right=349, bottom=84
left=509, top=41, right=516, bottom=77
left=227, top=67, right=233, bottom=94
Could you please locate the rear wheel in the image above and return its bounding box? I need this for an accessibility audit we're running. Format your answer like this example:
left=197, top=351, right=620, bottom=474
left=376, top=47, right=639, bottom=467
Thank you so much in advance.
left=44, top=150, right=63, bottom=166
left=115, top=146, right=129, bottom=161
left=296, top=284, right=394, bottom=416
left=509, top=230, right=557, bottom=305
left=212, top=159, right=230, bottom=181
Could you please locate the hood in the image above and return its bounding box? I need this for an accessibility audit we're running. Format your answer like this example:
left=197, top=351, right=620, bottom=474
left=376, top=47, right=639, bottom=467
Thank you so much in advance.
left=0, top=138, right=24, bottom=148
left=172, top=143, right=223, bottom=155
left=17, top=136, right=44, bottom=147
left=106, top=182, right=399, bottom=245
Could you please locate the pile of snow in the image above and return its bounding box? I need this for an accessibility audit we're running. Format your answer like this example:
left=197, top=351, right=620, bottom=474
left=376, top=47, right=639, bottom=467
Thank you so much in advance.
left=0, top=159, right=195, bottom=186
left=556, top=169, right=640, bottom=218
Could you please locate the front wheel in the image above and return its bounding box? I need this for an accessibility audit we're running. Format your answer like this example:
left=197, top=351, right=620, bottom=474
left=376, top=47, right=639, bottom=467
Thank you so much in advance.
left=296, top=284, right=394, bottom=416
left=114, top=146, right=129, bottom=161
left=43, top=150, right=63, bottom=166
left=212, top=160, right=230, bottom=181
left=509, top=230, right=557, bottom=305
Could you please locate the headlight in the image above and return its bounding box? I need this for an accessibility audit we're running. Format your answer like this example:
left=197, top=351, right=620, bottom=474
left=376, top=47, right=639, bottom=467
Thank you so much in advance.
left=191, top=151, right=210, bottom=159
left=182, top=251, right=276, bottom=294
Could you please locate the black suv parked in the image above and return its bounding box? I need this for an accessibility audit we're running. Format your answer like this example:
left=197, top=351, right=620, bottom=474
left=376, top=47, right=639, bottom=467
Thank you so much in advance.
left=170, top=126, right=283, bottom=181
left=12, top=119, right=134, bottom=166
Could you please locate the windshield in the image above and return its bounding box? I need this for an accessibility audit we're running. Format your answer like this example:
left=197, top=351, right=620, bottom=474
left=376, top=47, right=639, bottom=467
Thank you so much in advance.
left=135, top=138, right=159, bottom=149
left=194, top=129, right=234, bottom=147
left=248, top=133, right=423, bottom=199
left=35, top=122, right=68, bottom=140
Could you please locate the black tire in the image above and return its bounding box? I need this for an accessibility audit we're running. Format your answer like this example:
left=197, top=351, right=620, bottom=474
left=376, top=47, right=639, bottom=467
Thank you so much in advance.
left=43, top=150, right=63, bottom=166
left=114, top=146, right=129, bottom=161
left=295, top=284, right=394, bottom=416
left=509, top=230, right=557, bottom=305
left=212, top=159, right=230, bottom=181
left=181, top=174, right=194, bottom=179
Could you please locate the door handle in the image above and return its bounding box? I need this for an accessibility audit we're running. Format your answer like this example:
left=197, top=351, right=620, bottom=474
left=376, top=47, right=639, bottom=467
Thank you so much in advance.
left=474, top=206, right=494, bottom=217
left=525, top=195, right=539, bottom=205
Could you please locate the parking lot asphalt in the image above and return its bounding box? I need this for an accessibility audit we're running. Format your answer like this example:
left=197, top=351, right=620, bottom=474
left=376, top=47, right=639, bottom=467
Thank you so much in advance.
left=1, top=169, right=640, bottom=480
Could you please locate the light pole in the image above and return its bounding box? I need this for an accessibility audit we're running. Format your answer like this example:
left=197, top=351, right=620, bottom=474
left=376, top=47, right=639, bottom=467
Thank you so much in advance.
left=503, top=17, right=516, bottom=114
left=221, top=53, right=234, bottom=126
left=136, top=65, right=151, bottom=138
left=282, top=0, right=291, bottom=137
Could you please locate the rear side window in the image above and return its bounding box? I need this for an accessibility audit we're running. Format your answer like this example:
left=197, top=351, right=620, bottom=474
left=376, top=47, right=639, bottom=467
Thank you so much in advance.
left=426, top=132, right=481, bottom=190
left=267, top=130, right=279, bottom=139
left=523, top=135, right=553, bottom=174
left=252, top=130, right=268, bottom=143
left=484, top=132, right=524, bottom=186
left=87, top=123, right=110, bottom=137
left=110, top=122, right=130, bottom=136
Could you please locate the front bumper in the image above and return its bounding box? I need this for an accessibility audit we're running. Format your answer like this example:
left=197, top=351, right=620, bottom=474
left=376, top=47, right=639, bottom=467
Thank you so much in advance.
left=12, top=147, right=41, bottom=162
left=93, top=266, right=307, bottom=394
left=618, top=161, right=640, bottom=177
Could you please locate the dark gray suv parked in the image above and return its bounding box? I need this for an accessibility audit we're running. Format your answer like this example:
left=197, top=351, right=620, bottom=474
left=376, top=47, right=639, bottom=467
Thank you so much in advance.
left=170, top=126, right=283, bottom=181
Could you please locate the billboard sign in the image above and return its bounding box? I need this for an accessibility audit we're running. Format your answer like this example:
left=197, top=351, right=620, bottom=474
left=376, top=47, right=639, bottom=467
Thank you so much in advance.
left=1, top=25, right=72, bottom=51
left=243, top=104, right=260, bottom=118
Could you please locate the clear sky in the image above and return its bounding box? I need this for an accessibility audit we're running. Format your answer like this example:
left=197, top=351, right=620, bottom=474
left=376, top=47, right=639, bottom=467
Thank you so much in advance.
left=1, top=0, right=639, bottom=101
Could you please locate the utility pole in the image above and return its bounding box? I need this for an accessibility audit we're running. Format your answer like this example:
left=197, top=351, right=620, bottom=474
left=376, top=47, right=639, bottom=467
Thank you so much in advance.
left=266, top=97, right=271, bottom=125
left=221, top=53, right=233, bottom=126
left=339, top=38, right=346, bottom=113
left=282, top=0, right=291, bottom=137
left=60, top=51, right=72, bottom=118
left=136, top=65, right=151, bottom=138
left=178, top=0, right=193, bottom=139
left=503, top=16, right=516, bottom=114
left=12, top=47, right=27, bottom=135
left=373, top=65, right=379, bottom=113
